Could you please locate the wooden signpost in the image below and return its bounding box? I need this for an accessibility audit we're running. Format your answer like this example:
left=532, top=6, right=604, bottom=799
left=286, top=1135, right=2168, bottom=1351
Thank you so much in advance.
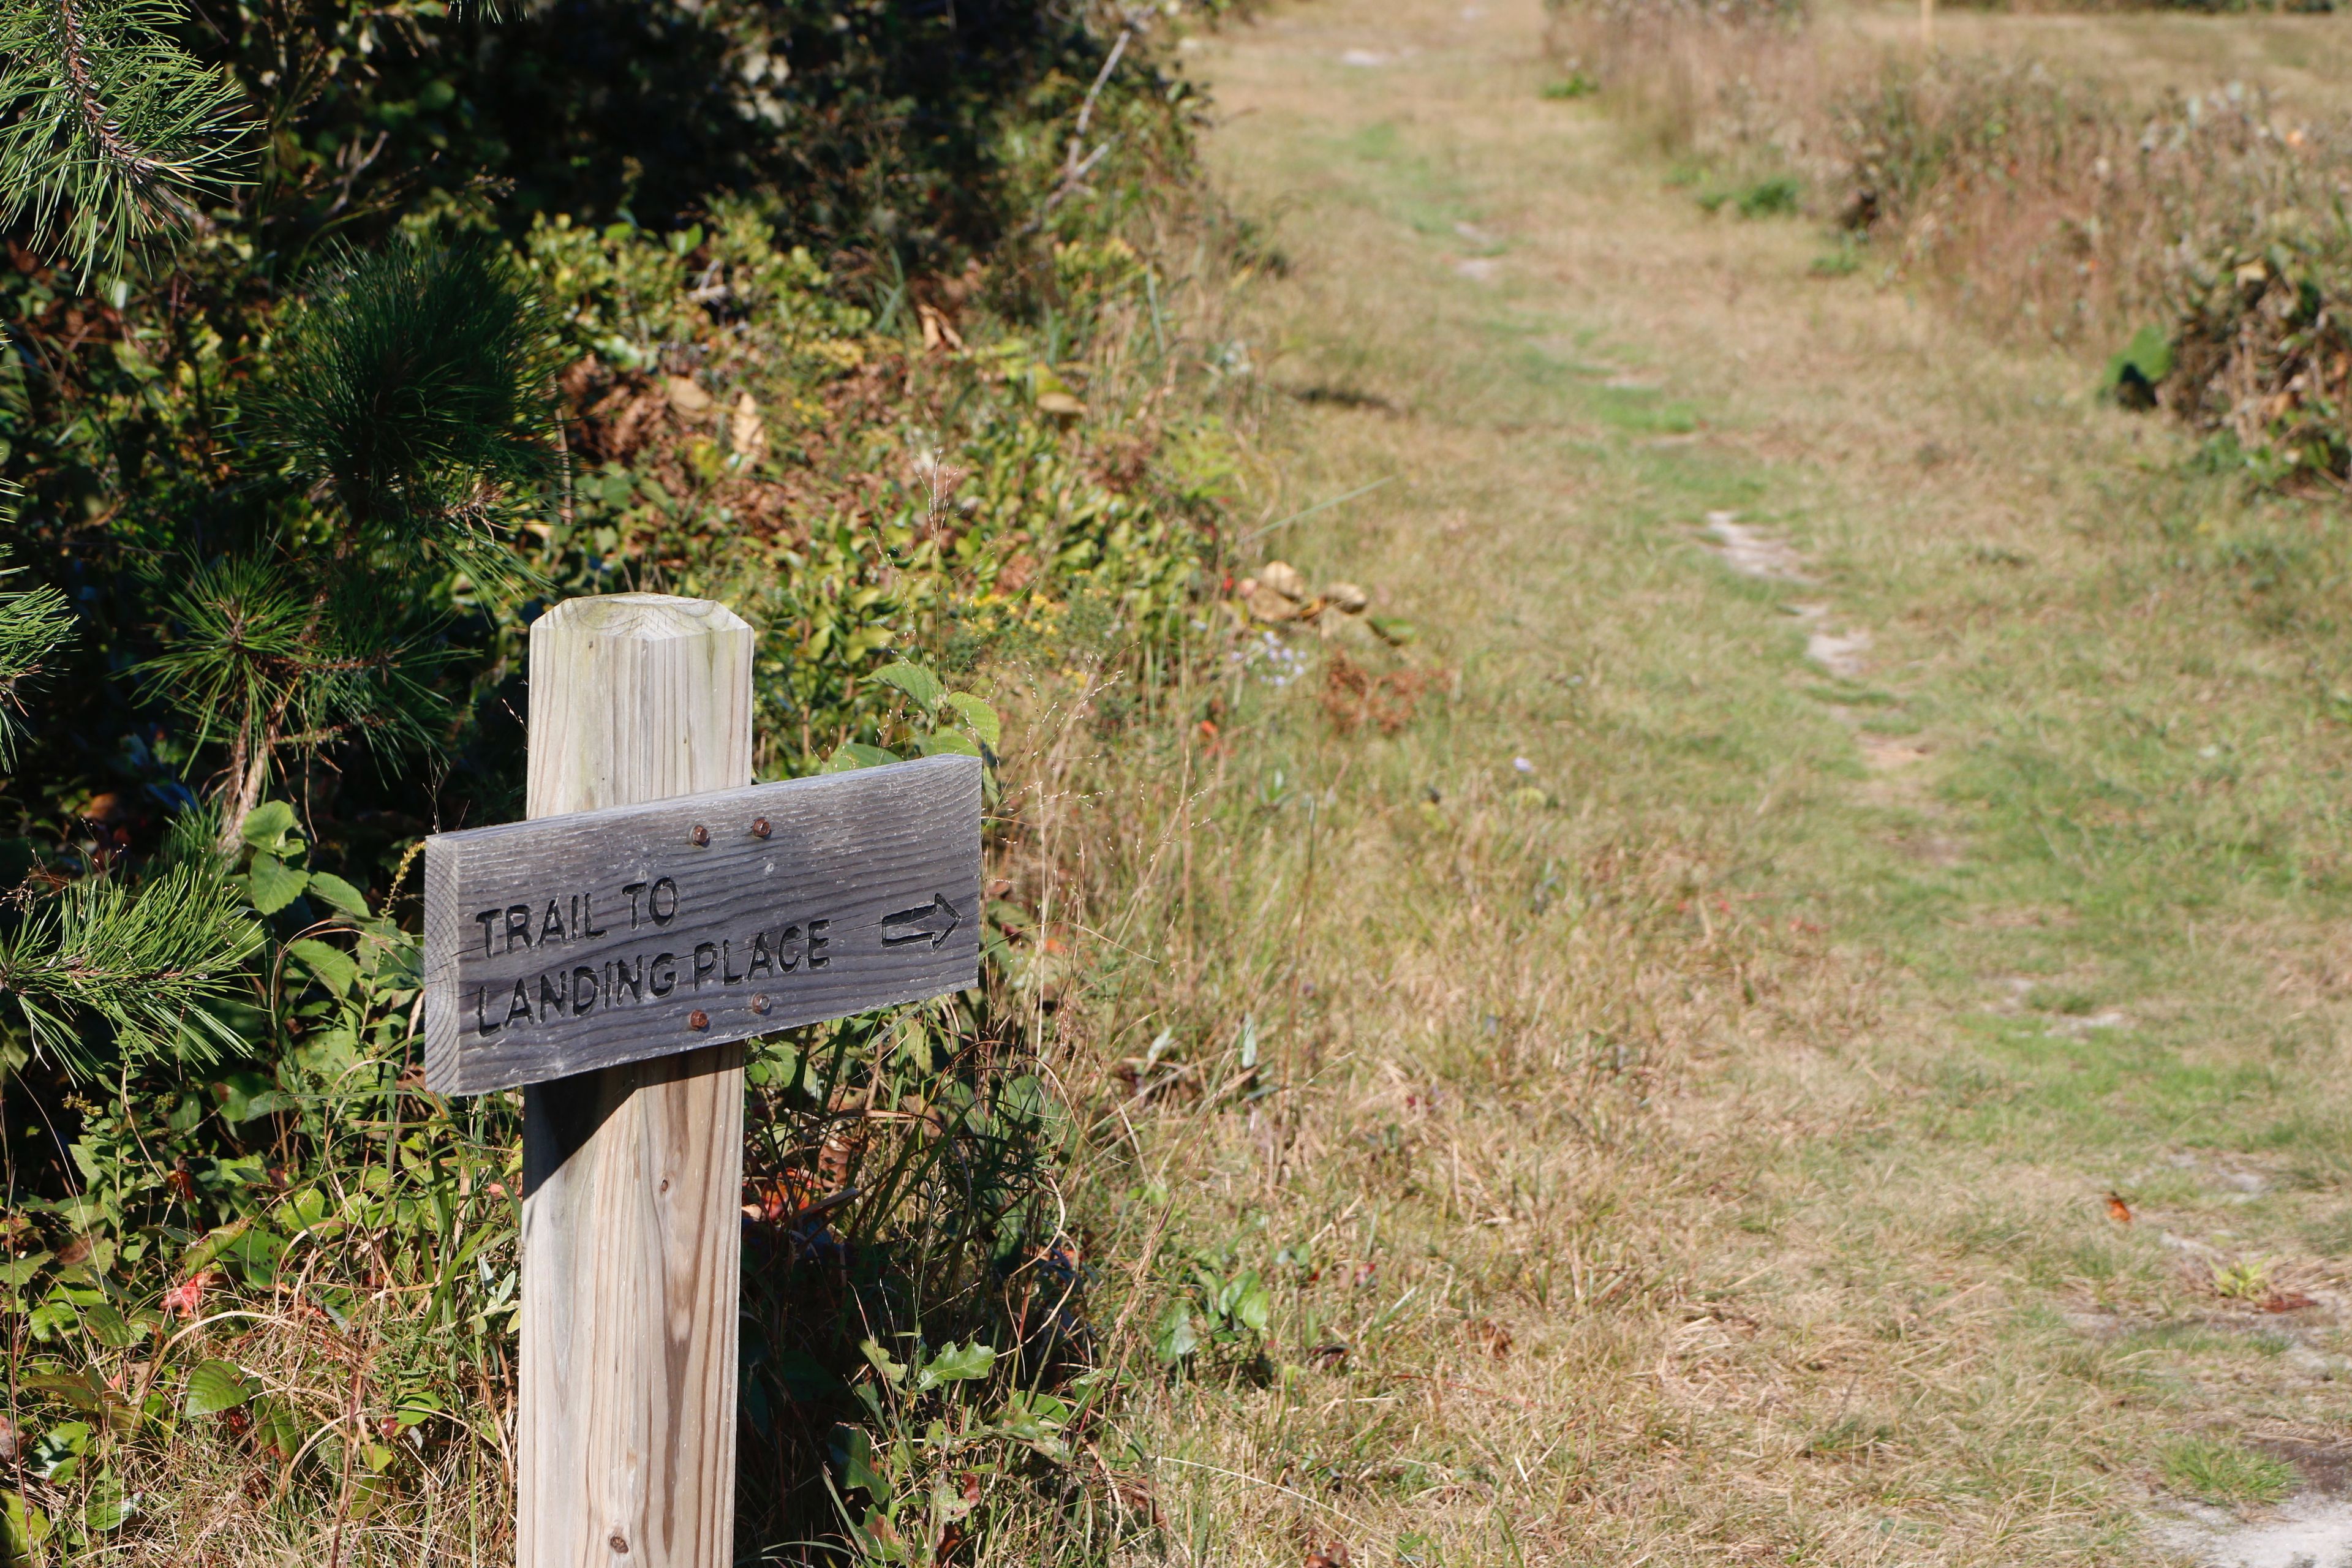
left=419, top=593, right=982, bottom=1568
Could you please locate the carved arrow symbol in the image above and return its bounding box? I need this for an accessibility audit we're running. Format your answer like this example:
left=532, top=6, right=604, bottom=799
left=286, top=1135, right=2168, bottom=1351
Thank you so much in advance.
left=881, top=892, right=963, bottom=949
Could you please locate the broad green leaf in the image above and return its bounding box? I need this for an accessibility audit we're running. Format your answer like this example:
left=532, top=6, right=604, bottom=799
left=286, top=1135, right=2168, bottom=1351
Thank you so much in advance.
left=251, top=1395, right=301, bottom=1457
left=213, top=1068, right=277, bottom=1123
left=304, top=871, right=371, bottom=918
left=3, top=1487, right=51, bottom=1561
left=347, top=1468, right=394, bottom=1521
left=2102, top=323, right=2174, bottom=392
left=272, top=1186, right=330, bottom=1235
left=215, top=1226, right=287, bottom=1286
left=363, top=934, right=422, bottom=990
left=872, top=661, right=944, bottom=711
left=993, top=1390, right=1072, bottom=1458
left=942, top=692, right=1001, bottom=748
left=83, top=1479, right=130, bottom=1534
left=821, top=743, right=899, bottom=774
left=835, top=1423, right=887, bottom=1496
left=0, top=1251, right=51, bottom=1287
left=393, top=1393, right=447, bottom=1429
left=182, top=1360, right=254, bottom=1417
left=290, top=1026, right=359, bottom=1081
left=238, top=801, right=300, bottom=854
left=858, top=1337, right=908, bottom=1385
left=918, top=1340, right=995, bottom=1388
left=913, top=729, right=981, bottom=759
left=179, top=1221, right=251, bottom=1276
left=289, top=938, right=358, bottom=997
left=246, top=854, right=308, bottom=914
left=1232, top=1275, right=1272, bottom=1334
left=80, top=1302, right=140, bottom=1350
left=28, top=1421, right=86, bottom=1484
left=1154, top=1304, right=1198, bottom=1365
left=22, top=1373, right=102, bottom=1415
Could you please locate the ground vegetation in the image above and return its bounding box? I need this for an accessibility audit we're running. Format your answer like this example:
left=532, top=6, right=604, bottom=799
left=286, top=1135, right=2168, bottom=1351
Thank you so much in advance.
left=0, top=0, right=1268, bottom=1559
left=1000, top=2, right=2352, bottom=1562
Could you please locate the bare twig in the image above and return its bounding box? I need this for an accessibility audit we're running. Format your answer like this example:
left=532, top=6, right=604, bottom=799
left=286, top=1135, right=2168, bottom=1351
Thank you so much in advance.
left=1018, top=12, right=1148, bottom=236
left=1067, top=23, right=1135, bottom=172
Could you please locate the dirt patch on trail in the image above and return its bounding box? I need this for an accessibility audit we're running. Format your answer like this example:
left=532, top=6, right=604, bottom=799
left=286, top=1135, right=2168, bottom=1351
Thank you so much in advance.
left=1703, top=510, right=1809, bottom=581
left=1806, top=627, right=1872, bottom=679
left=2154, top=1494, right=2352, bottom=1568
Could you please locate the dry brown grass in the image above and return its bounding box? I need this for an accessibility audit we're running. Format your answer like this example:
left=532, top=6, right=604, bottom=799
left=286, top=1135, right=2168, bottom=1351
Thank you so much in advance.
left=979, top=0, right=2352, bottom=1561
left=1008, top=699, right=1907, bottom=1558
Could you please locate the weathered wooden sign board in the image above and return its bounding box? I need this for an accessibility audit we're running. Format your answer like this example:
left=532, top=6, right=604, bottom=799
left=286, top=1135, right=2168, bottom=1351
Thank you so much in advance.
left=422, top=756, right=982, bottom=1093
left=415, top=592, right=986, bottom=1568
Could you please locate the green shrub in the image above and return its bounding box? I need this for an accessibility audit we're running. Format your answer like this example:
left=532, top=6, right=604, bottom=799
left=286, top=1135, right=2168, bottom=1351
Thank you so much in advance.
left=2169, top=217, right=2352, bottom=484
left=2101, top=325, right=2176, bottom=410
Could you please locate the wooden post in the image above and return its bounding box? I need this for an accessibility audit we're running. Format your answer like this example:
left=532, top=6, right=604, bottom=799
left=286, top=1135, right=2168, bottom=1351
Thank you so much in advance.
left=518, top=594, right=753, bottom=1568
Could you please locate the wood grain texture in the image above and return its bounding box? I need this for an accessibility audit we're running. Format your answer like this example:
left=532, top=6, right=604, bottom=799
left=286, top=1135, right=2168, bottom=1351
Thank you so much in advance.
left=516, top=594, right=748, bottom=1568
left=527, top=594, right=754, bottom=816
left=421, top=758, right=983, bottom=1094
left=522, top=1044, right=743, bottom=1568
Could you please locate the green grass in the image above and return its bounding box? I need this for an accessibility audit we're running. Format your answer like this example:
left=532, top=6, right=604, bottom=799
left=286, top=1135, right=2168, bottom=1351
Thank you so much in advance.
left=2160, top=1437, right=2297, bottom=1504
left=1811, top=239, right=1865, bottom=277
left=1698, top=174, right=1803, bottom=218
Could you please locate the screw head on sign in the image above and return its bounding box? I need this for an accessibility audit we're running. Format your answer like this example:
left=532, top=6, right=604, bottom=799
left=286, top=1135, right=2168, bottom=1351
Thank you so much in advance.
left=690, top=824, right=710, bottom=846
left=751, top=993, right=772, bottom=1015
left=752, top=817, right=772, bottom=839
left=688, top=1009, right=710, bottom=1030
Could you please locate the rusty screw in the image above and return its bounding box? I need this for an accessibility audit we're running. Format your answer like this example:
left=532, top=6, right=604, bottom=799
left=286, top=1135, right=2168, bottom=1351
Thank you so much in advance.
left=690, top=823, right=710, bottom=847
left=688, top=1009, right=709, bottom=1030
left=751, top=993, right=772, bottom=1015
left=751, top=817, right=772, bottom=839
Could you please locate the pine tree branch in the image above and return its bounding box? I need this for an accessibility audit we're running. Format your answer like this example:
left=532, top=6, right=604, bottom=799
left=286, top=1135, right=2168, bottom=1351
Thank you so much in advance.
left=50, top=0, right=182, bottom=195
left=0, top=522, right=76, bottom=765
left=0, top=856, right=262, bottom=1071
left=0, top=0, right=251, bottom=275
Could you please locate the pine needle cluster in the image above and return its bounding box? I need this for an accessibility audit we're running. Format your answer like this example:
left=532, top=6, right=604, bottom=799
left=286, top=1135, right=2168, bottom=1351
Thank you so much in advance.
left=0, top=0, right=248, bottom=275
left=0, top=483, right=73, bottom=765
left=0, top=480, right=252, bottom=1069
left=0, top=571, right=71, bottom=766
left=0, top=229, right=559, bottom=1061
left=0, top=848, right=260, bottom=1071
left=128, top=229, right=560, bottom=845
left=263, top=231, right=560, bottom=558
left=138, top=554, right=454, bottom=769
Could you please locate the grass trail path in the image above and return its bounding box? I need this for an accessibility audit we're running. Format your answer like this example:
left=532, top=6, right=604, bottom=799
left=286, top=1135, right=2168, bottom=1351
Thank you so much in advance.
left=1093, top=3, right=2352, bottom=1563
